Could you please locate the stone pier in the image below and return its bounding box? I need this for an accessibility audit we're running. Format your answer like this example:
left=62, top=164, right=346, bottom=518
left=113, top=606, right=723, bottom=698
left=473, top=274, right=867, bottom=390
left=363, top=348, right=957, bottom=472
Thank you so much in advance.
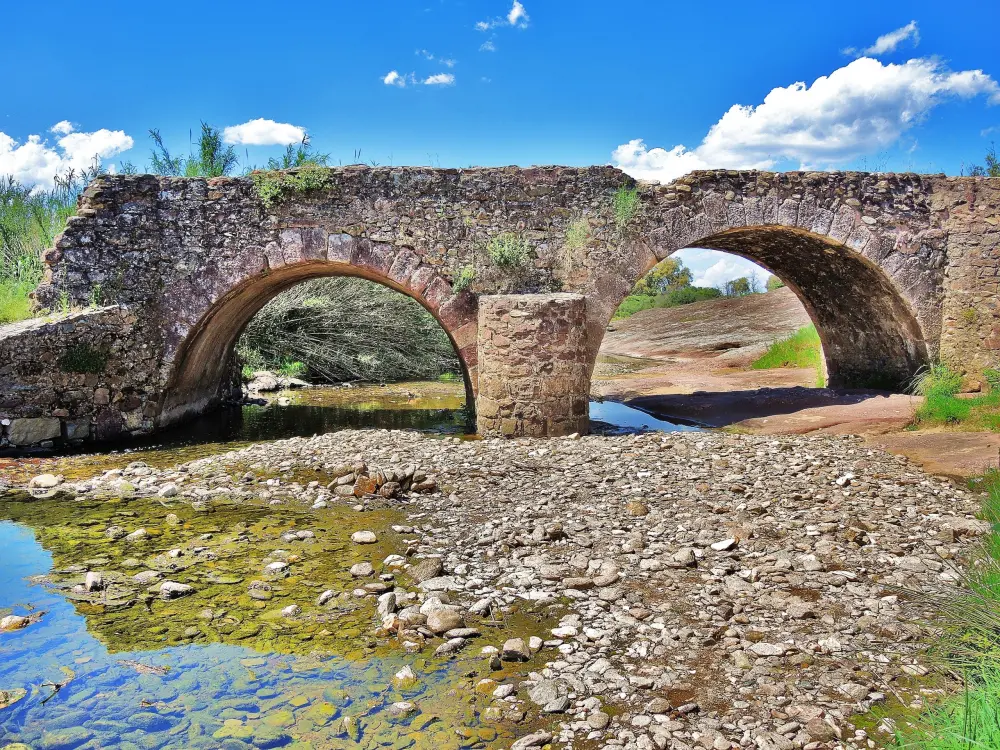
left=476, top=294, right=591, bottom=437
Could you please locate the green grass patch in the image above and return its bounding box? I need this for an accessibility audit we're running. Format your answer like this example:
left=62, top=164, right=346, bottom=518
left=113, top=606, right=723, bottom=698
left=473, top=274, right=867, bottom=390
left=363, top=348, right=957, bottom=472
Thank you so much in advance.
left=751, top=325, right=824, bottom=385
left=911, top=364, right=1000, bottom=431
left=869, top=469, right=1000, bottom=748
left=0, top=278, right=37, bottom=325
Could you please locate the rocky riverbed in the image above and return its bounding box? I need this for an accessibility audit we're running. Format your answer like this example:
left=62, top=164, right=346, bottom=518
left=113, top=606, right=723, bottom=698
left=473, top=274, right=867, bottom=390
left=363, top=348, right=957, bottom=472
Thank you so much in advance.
left=1, top=428, right=989, bottom=750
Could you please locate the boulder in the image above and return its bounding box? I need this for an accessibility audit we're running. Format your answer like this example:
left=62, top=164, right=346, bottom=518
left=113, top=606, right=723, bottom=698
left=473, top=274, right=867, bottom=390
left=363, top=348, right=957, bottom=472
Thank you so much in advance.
left=7, top=418, right=61, bottom=446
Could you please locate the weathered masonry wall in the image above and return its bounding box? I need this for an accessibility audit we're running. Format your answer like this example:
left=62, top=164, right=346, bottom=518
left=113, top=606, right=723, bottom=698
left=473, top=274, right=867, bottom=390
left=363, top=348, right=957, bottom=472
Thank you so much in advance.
left=477, top=294, right=590, bottom=437
left=0, top=307, right=161, bottom=448
left=0, top=166, right=994, bottom=446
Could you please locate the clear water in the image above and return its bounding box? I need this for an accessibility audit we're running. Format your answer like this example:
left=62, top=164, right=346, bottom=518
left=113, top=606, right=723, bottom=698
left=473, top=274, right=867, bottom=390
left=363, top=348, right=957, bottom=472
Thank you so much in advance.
left=589, top=399, right=701, bottom=434
left=0, top=493, right=548, bottom=749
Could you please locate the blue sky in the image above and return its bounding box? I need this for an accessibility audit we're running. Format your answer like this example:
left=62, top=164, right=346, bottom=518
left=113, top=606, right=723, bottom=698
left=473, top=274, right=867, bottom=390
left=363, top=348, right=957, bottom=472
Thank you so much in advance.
left=4, top=0, right=1000, bottom=285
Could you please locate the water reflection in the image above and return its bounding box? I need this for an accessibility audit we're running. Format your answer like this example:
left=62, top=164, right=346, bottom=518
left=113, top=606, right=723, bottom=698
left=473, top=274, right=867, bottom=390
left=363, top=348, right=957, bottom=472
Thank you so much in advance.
left=0, top=493, right=542, bottom=748
left=589, top=399, right=701, bottom=434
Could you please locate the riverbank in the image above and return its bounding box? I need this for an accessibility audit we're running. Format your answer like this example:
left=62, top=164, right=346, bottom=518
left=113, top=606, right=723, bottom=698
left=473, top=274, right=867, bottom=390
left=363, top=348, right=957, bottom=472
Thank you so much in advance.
left=2, top=428, right=986, bottom=749
left=595, top=289, right=999, bottom=480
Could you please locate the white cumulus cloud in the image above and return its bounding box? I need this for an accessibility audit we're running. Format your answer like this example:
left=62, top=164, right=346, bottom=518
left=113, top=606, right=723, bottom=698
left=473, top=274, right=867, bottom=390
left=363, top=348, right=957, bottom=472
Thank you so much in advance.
left=0, top=128, right=134, bottom=190
left=222, top=118, right=306, bottom=146
left=50, top=120, right=75, bottom=136
left=383, top=70, right=407, bottom=87
left=507, top=1, right=529, bottom=27
left=674, top=248, right=767, bottom=288
left=845, top=20, right=920, bottom=57
left=477, top=1, right=529, bottom=30
left=613, top=56, right=1000, bottom=184
left=480, top=40, right=496, bottom=52
left=423, top=73, right=455, bottom=86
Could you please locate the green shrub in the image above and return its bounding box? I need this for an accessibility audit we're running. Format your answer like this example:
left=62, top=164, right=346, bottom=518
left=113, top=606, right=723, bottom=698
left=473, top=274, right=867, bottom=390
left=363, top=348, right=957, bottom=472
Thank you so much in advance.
left=985, top=369, right=1000, bottom=393
left=59, top=344, right=108, bottom=374
left=278, top=360, right=307, bottom=378
left=452, top=265, right=476, bottom=292
left=487, top=233, right=530, bottom=269
left=612, top=294, right=657, bottom=320
left=612, top=186, right=641, bottom=231
left=766, top=275, right=785, bottom=291
left=906, top=364, right=1000, bottom=431
left=911, top=363, right=964, bottom=399
left=654, top=286, right=722, bottom=307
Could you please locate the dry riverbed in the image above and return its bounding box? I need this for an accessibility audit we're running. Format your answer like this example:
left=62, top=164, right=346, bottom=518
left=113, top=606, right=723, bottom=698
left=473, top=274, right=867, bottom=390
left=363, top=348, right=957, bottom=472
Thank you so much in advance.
left=2, top=428, right=989, bottom=750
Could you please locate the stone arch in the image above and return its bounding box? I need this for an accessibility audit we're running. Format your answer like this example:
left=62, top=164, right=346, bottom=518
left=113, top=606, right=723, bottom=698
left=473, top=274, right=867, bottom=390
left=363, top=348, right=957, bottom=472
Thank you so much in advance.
left=157, top=232, right=478, bottom=429
left=590, top=175, right=937, bottom=391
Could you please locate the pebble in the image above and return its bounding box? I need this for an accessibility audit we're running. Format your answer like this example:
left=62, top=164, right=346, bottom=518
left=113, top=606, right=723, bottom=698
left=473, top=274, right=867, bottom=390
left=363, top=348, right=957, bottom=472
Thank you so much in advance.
left=351, top=531, right=378, bottom=544
left=159, top=581, right=193, bottom=599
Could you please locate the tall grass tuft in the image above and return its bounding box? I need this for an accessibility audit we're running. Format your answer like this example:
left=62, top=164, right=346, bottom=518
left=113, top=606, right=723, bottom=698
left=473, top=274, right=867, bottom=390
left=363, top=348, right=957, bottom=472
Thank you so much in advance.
left=881, top=470, right=1000, bottom=748
left=0, top=173, right=86, bottom=324
left=910, top=364, right=1000, bottom=430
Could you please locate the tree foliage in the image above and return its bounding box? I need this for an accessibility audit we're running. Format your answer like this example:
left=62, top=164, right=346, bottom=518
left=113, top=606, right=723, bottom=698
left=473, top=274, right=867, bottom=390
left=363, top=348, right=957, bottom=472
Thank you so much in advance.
left=632, top=258, right=693, bottom=296
left=238, top=277, right=460, bottom=383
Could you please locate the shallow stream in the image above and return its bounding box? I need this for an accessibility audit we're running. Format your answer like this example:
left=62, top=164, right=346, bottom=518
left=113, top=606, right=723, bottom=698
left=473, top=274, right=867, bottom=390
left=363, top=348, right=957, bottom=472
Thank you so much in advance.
left=0, top=381, right=696, bottom=748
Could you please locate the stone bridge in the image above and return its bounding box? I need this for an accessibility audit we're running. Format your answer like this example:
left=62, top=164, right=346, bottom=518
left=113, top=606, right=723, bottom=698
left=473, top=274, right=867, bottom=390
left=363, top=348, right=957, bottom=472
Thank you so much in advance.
left=1, top=166, right=997, bottom=447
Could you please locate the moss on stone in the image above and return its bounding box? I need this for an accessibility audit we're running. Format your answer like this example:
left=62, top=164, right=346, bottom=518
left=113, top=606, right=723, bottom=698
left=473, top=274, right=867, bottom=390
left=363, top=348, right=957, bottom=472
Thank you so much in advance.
left=58, top=343, right=108, bottom=373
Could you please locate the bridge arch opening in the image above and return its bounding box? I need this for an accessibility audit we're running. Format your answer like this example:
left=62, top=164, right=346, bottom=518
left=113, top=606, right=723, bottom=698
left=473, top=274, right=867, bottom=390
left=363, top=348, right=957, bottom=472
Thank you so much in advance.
left=157, top=261, right=477, bottom=430
left=593, top=224, right=930, bottom=429
left=680, top=226, right=929, bottom=389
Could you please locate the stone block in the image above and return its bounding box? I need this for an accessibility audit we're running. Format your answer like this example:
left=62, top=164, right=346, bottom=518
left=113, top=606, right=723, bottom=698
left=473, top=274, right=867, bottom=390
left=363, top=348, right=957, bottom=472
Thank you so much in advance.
left=65, top=418, right=91, bottom=441
left=8, top=417, right=61, bottom=446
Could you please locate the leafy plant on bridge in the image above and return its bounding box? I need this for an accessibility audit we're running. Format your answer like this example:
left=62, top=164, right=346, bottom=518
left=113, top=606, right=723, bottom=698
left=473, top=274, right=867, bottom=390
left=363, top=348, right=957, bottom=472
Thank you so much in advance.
left=149, top=123, right=239, bottom=177
left=612, top=185, right=641, bottom=232
left=58, top=344, right=109, bottom=374
left=452, top=264, right=476, bottom=292
left=486, top=232, right=531, bottom=268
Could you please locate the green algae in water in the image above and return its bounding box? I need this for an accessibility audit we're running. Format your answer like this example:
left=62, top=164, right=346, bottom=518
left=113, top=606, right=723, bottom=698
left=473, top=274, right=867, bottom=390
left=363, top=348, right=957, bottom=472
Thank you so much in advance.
left=0, top=494, right=558, bottom=749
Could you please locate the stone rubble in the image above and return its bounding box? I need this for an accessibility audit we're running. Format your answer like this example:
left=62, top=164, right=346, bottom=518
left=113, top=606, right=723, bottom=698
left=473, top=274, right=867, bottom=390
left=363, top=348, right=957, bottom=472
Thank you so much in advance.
left=32, top=427, right=989, bottom=750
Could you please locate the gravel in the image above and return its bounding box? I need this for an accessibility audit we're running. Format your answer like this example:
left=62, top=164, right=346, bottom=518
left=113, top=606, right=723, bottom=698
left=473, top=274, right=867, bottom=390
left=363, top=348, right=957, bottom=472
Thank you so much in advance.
left=48, top=427, right=988, bottom=750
